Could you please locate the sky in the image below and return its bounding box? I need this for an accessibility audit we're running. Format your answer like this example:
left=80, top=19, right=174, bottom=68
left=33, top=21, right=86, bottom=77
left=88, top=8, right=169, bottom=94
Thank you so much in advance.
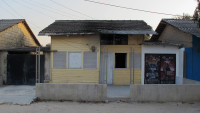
left=0, top=0, right=197, bottom=46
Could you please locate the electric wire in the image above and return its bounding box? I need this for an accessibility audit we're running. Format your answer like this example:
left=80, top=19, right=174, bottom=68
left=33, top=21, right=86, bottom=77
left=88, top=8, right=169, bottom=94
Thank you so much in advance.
left=84, top=0, right=182, bottom=17
left=24, top=0, right=77, bottom=19
left=12, top=0, right=56, bottom=20
left=2, top=0, right=41, bottom=30
left=49, top=0, right=94, bottom=19
left=28, top=0, right=83, bottom=19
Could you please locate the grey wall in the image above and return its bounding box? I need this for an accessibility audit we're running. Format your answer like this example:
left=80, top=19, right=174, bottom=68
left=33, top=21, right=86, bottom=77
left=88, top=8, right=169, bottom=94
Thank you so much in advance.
left=159, top=25, right=192, bottom=47
left=44, top=52, right=51, bottom=82
left=36, top=83, right=107, bottom=101
left=0, top=52, right=8, bottom=85
left=130, top=84, right=200, bottom=102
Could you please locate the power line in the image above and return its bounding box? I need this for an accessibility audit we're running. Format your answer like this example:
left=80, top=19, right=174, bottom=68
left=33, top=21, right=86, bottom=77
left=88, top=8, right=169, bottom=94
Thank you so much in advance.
left=29, top=0, right=83, bottom=19
left=2, top=0, right=41, bottom=30
left=49, top=0, right=94, bottom=19
left=84, top=0, right=182, bottom=17
left=1, top=3, right=19, bottom=18
left=25, top=0, right=77, bottom=19
left=12, top=0, right=56, bottom=20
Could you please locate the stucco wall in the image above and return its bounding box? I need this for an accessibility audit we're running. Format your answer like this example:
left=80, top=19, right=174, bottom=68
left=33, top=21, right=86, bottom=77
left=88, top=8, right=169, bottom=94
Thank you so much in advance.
left=130, top=84, right=200, bottom=102
left=44, top=52, right=51, bottom=82
left=159, top=25, right=192, bottom=47
left=0, top=22, right=38, bottom=49
left=0, top=52, right=8, bottom=85
left=142, top=45, right=184, bottom=84
left=36, top=83, right=107, bottom=101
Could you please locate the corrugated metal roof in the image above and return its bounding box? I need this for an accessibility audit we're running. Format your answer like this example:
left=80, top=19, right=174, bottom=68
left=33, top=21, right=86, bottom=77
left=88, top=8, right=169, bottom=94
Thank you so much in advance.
left=39, top=20, right=156, bottom=36
left=0, top=19, right=24, bottom=32
left=151, top=19, right=200, bottom=41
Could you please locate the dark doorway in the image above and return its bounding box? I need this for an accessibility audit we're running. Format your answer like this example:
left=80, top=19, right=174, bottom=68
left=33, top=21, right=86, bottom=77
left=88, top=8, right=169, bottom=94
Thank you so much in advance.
left=7, top=54, right=44, bottom=85
left=115, top=53, right=127, bottom=68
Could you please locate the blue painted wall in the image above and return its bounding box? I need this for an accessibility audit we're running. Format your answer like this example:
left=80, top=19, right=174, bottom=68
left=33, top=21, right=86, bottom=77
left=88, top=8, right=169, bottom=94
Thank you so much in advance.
left=185, top=35, right=200, bottom=81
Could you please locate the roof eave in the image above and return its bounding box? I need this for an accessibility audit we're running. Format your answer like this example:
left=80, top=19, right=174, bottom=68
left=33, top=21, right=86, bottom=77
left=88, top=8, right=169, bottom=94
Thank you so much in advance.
left=22, top=20, right=41, bottom=46
left=39, top=30, right=157, bottom=36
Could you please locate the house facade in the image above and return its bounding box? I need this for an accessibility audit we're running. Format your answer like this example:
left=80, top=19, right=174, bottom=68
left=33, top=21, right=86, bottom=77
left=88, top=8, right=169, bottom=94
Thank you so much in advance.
left=151, top=19, right=200, bottom=82
left=0, top=19, right=41, bottom=85
left=39, top=20, right=156, bottom=85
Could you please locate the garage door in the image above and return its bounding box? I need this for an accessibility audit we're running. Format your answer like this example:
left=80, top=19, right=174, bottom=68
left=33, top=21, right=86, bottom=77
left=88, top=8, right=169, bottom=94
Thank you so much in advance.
left=7, top=54, right=44, bottom=85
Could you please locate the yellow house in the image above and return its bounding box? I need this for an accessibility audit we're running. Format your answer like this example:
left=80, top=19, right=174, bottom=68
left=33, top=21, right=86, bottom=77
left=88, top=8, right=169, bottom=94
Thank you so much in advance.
left=39, top=20, right=155, bottom=85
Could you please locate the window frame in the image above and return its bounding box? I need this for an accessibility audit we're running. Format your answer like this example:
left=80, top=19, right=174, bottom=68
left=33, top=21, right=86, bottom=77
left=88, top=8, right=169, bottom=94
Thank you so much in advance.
left=83, top=52, right=97, bottom=69
left=53, top=51, right=67, bottom=69
left=115, top=53, right=128, bottom=69
left=68, top=52, right=82, bottom=69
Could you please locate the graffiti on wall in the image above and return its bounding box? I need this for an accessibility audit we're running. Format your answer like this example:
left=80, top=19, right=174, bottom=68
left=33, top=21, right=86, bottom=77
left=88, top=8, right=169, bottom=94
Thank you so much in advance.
left=145, top=54, right=176, bottom=84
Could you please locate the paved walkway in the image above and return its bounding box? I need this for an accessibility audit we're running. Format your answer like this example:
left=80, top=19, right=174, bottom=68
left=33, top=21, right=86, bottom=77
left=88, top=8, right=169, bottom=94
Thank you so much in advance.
left=107, top=85, right=130, bottom=98
left=0, top=85, right=35, bottom=105
left=183, top=78, right=200, bottom=84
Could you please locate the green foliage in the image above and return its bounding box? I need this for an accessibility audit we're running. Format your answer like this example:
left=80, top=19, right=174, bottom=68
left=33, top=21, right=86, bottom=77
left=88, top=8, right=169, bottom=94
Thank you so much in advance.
left=174, top=14, right=192, bottom=20
left=193, top=0, right=200, bottom=27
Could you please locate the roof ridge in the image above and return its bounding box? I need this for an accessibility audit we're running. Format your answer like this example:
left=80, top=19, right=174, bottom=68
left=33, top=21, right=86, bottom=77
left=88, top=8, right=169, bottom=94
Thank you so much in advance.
left=55, top=20, right=145, bottom=22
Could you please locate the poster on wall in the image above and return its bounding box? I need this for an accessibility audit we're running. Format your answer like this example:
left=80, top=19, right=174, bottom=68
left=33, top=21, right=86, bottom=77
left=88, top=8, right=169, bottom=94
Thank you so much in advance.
left=144, top=54, right=160, bottom=84
left=160, top=55, right=176, bottom=84
left=145, top=54, right=176, bottom=84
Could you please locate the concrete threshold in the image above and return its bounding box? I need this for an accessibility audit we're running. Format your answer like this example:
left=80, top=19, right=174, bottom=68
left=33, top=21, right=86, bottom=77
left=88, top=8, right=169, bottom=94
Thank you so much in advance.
left=107, top=85, right=130, bottom=99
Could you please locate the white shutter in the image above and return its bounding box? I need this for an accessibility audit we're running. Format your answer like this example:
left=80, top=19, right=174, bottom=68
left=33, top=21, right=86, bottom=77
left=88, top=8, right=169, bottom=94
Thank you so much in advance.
left=68, top=52, right=82, bottom=69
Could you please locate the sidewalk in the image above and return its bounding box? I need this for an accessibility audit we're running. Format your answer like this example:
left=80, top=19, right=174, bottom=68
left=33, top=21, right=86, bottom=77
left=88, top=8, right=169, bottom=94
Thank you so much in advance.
left=0, top=85, right=35, bottom=104
left=0, top=101, right=199, bottom=113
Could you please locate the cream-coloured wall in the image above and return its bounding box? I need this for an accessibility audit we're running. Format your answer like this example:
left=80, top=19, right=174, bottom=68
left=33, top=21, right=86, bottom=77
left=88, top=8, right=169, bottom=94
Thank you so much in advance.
left=100, top=45, right=142, bottom=85
left=52, top=69, right=99, bottom=83
left=51, top=34, right=143, bottom=85
left=128, top=35, right=144, bottom=45
left=51, top=35, right=100, bottom=83
left=159, top=25, right=192, bottom=47
left=100, top=35, right=143, bottom=85
left=0, top=22, right=38, bottom=49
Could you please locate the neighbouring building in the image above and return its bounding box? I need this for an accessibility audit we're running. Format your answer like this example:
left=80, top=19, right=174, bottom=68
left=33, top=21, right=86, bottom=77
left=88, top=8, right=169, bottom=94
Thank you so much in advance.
left=151, top=19, right=200, bottom=82
left=0, top=19, right=49, bottom=85
left=141, top=41, right=184, bottom=84
left=39, top=20, right=156, bottom=85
